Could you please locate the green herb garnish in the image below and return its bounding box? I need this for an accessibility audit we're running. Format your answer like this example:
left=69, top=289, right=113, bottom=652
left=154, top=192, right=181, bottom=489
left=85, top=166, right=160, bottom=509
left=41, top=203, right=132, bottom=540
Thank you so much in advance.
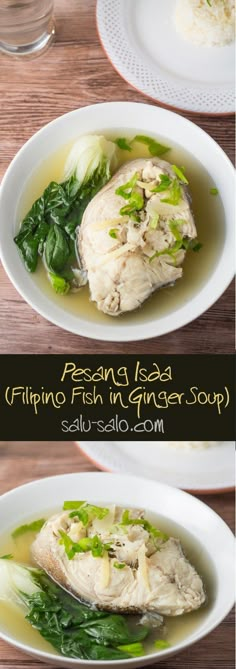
left=149, top=240, right=183, bottom=263
left=149, top=213, right=160, bottom=230
left=120, top=190, right=144, bottom=216
left=68, top=503, right=109, bottom=527
left=154, top=639, right=170, bottom=650
left=172, top=165, right=188, bottom=184
left=12, top=519, right=46, bottom=539
left=114, top=561, right=126, bottom=569
left=109, top=229, right=118, bottom=239
left=168, top=218, right=186, bottom=241
left=151, top=174, right=172, bottom=193
left=59, top=531, right=111, bottom=560
left=133, top=135, right=170, bottom=157
left=182, top=239, right=203, bottom=252
left=161, top=178, right=182, bottom=205
left=114, top=138, right=132, bottom=152
left=63, top=501, right=85, bottom=510
left=121, top=510, right=168, bottom=541
left=115, top=172, right=139, bottom=200
left=210, top=187, right=219, bottom=195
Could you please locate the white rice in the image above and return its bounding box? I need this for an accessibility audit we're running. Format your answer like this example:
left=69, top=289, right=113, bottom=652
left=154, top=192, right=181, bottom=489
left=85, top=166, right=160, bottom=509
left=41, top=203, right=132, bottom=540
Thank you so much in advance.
left=174, top=0, right=235, bottom=46
left=160, top=441, right=219, bottom=449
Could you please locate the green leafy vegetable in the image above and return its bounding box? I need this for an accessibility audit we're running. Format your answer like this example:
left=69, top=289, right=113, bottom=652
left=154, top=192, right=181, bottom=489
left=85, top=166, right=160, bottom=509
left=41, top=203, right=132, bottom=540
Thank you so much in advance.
left=114, top=137, right=132, bottom=152
left=172, top=165, right=188, bottom=185
left=161, top=178, right=182, bottom=205
left=151, top=174, right=172, bottom=193
left=121, top=510, right=168, bottom=541
left=14, top=135, right=117, bottom=293
left=114, top=561, right=126, bottom=569
left=48, top=272, right=70, bottom=294
left=154, top=639, right=170, bottom=650
left=12, top=519, right=46, bottom=539
left=109, top=229, right=118, bottom=239
left=63, top=135, right=117, bottom=187
left=0, top=560, right=150, bottom=660
left=134, top=135, right=170, bottom=156
left=210, top=187, right=219, bottom=195
left=118, top=642, right=144, bottom=657
left=45, top=224, right=70, bottom=273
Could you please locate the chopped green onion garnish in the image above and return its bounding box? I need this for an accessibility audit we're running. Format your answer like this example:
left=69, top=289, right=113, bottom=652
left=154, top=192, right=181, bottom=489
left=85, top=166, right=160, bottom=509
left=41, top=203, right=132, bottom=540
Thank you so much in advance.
left=109, top=229, right=118, bottom=239
left=12, top=519, right=46, bottom=539
left=161, top=178, right=182, bottom=206
left=149, top=213, right=159, bottom=230
left=121, top=510, right=168, bottom=541
left=172, top=165, right=189, bottom=184
left=0, top=554, right=13, bottom=560
left=149, top=240, right=183, bottom=263
left=118, top=642, right=144, bottom=657
left=114, top=561, right=126, bottom=569
left=63, top=501, right=85, bottom=510
left=67, top=503, right=109, bottom=527
left=154, top=639, right=170, bottom=650
left=114, top=138, right=132, bottom=152
left=168, top=219, right=185, bottom=241
left=120, top=191, right=144, bottom=216
left=133, top=135, right=170, bottom=157
left=182, top=239, right=203, bottom=252
left=151, top=174, right=172, bottom=193
left=59, top=530, right=111, bottom=560
left=115, top=173, right=139, bottom=200
left=210, top=187, right=218, bottom=195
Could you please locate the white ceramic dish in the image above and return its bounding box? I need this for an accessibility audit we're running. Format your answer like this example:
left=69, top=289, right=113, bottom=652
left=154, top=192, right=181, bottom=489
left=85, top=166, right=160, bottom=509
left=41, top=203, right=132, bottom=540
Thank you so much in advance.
left=0, top=472, right=235, bottom=668
left=96, top=0, right=235, bottom=115
left=77, top=441, right=235, bottom=493
left=0, top=102, right=234, bottom=342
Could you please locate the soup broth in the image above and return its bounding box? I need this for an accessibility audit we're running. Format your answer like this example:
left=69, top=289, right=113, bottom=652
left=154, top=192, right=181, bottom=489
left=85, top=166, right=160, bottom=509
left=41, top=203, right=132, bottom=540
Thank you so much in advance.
left=0, top=508, right=215, bottom=658
left=17, top=131, right=225, bottom=325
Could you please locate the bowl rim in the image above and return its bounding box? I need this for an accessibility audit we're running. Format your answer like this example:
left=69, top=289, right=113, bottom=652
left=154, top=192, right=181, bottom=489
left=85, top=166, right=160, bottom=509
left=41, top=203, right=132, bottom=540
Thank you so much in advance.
left=0, top=101, right=235, bottom=342
left=0, top=471, right=235, bottom=666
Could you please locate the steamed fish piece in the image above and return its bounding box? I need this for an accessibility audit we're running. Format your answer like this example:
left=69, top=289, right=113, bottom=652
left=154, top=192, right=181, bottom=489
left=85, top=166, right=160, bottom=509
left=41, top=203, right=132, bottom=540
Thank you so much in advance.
left=78, top=158, right=197, bottom=316
left=32, top=505, right=205, bottom=616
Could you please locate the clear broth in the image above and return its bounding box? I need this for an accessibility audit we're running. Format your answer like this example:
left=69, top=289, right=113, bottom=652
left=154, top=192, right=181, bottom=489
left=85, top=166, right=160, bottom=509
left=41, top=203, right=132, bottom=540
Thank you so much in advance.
left=0, top=508, right=215, bottom=658
left=18, top=131, right=225, bottom=326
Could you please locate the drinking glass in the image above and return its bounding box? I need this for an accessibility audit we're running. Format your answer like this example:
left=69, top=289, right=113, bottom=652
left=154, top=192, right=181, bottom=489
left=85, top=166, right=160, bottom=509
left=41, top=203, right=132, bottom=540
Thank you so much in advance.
left=0, top=0, right=55, bottom=56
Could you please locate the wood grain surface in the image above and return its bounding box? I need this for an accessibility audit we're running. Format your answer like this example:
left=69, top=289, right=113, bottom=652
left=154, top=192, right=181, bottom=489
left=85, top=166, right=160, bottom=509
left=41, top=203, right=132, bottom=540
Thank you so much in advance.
left=0, top=0, right=234, bottom=354
left=0, top=441, right=235, bottom=669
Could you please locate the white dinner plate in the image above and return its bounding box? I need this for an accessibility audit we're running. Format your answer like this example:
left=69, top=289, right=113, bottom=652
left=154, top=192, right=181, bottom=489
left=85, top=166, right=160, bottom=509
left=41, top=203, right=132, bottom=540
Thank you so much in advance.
left=96, top=0, right=235, bottom=115
left=77, top=441, right=235, bottom=493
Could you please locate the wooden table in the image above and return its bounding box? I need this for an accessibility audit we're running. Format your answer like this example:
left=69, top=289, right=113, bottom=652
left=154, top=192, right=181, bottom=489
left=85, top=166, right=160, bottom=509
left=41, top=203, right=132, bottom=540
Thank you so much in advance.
left=0, top=0, right=234, bottom=354
left=0, top=441, right=234, bottom=669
